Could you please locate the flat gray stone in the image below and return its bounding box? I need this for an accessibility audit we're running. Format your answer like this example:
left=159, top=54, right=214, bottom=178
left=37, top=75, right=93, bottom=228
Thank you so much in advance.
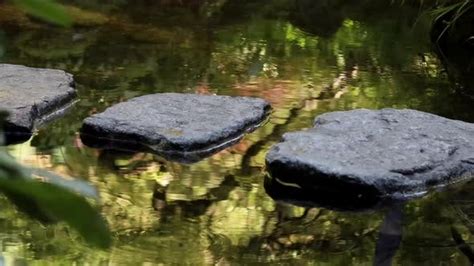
left=265, top=109, right=474, bottom=206
left=0, top=64, right=76, bottom=143
left=80, top=93, right=271, bottom=162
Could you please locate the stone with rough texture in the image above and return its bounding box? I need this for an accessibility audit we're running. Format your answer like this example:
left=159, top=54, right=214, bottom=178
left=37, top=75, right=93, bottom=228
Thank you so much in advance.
left=0, top=64, right=76, bottom=143
left=80, top=93, right=271, bottom=162
left=265, top=109, right=474, bottom=204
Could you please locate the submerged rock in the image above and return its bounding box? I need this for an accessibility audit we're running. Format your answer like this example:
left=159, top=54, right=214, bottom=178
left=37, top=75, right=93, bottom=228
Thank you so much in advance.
left=0, top=64, right=76, bottom=144
left=80, top=93, right=271, bottom=163
left=265, top=109, right=474, bottom=207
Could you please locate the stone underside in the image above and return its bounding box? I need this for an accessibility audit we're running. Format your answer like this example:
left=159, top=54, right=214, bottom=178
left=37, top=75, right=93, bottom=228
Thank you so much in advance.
left=80, top=93, right=271, bottom=163
left=0, top=64, right=76, bottom=144
left=265, top=108, right=474, bottom=208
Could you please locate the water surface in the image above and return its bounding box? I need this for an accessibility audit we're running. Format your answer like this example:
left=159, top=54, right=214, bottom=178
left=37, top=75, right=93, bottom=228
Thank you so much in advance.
left=0, top=1, right=473, bottom=264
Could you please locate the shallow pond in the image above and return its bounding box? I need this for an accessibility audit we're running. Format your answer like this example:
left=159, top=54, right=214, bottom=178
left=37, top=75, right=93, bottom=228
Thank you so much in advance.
left=0, top=1, right=474, bottom=264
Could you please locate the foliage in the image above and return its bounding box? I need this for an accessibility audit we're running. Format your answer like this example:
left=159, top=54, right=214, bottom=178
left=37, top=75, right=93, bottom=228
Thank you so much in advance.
left=0, top=109, right=110, bottom=248
left=12, top=0, right=72, bottom=26
left=431, top=0, right=474, bottom=42
left=0, top=150, right=111, bottom=248
left=0, top=179, right=110, bottom=248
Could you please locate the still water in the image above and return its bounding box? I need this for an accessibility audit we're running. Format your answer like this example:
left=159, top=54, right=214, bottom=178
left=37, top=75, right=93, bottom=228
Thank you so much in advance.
left=1, top=1, right=474, bottom=264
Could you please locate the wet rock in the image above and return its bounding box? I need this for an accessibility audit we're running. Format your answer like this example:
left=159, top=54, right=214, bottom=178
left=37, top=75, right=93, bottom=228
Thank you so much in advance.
left=265, top=109, right=474, bottom=204
left=0, top=64, right=76, bottom=144
left=80, top=93, right=271, bottom=163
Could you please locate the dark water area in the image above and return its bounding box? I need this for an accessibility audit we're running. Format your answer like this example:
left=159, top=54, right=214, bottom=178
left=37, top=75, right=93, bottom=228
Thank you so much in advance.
left=0, top=1, right=473, bottom=264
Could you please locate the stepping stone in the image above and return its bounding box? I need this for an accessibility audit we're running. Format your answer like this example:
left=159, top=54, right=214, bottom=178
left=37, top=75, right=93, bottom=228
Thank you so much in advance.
left=80, top=93, right=271, bottom=163
left=265, top=109, right=474, bottom=209
left=0, top=64, right=76, bottom=144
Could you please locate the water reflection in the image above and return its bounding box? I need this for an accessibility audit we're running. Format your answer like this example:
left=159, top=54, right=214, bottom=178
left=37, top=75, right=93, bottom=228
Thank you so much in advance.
left=152, top=174, right=239, bottom=218
left=4, top=133, right=474, bottom=264
left=264, top=167, right=404, bottom=264
left=375, top=204, right=403, bottom=266
left=264, top=180, right=474, bottom=265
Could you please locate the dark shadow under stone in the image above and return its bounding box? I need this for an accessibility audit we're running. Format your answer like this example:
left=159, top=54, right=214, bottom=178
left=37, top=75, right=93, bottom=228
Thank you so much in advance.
left=80, top=93, right=271, bottom=163
left=264, top=173, right=385, bottom=211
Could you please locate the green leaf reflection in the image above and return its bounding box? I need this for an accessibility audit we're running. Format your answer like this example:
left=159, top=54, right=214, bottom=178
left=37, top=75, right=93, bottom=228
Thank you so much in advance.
left=13, top=0, right=72, bottom=27
left=0, top=178, right=111, bottom=248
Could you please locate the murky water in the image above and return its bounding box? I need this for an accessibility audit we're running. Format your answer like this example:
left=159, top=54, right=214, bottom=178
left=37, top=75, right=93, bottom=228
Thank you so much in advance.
left=0, top=1, right=474, bottom=264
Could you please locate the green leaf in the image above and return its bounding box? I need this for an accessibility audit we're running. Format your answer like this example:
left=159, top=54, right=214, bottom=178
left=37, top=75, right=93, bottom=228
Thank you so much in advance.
left=0, top=179, right=111, bottom=248
left=0, top=152, right=98, bottom=199
left=0, top=152, right=29, bottom=178
left=13, top=0, right=72, bottom=27
left=28, top=167, right=100, bottom=199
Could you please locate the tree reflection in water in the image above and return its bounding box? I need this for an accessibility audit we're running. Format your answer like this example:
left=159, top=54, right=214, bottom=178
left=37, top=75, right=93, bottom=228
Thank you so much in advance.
left=374, top=204, right=403, bottom=266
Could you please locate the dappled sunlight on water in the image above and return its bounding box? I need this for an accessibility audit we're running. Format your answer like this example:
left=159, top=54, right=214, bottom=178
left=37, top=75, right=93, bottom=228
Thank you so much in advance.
left=0, top=0, right=474, bottom=264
